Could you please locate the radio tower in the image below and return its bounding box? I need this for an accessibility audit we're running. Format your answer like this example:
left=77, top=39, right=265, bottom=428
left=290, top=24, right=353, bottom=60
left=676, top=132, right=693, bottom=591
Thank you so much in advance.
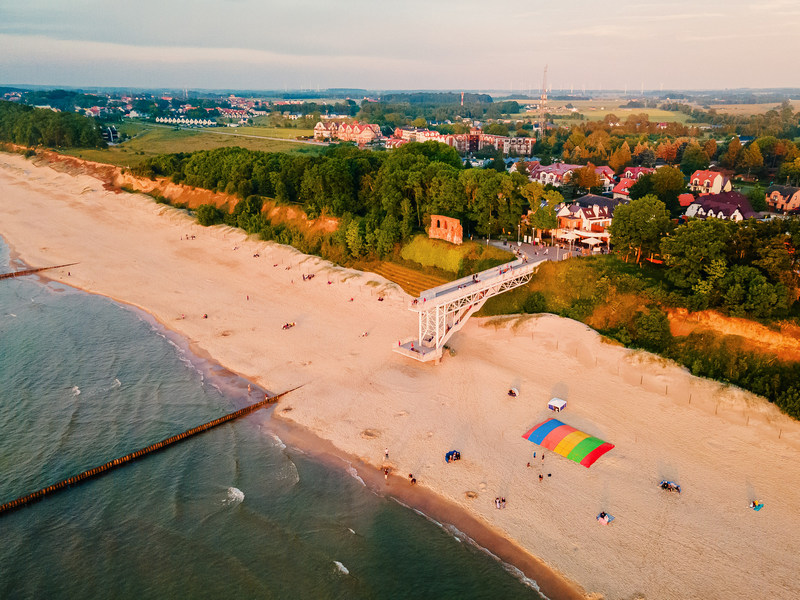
left=538, top=65, right=548, bottom=140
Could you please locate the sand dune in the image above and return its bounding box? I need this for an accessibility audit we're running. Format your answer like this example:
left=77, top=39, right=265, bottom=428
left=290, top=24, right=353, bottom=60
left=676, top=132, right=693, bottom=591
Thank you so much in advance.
left=2, top=152, right=799, bottom=599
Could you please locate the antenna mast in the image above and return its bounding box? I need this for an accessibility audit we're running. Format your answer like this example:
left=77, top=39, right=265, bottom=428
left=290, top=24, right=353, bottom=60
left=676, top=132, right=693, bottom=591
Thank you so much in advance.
left=539, top=65, right=548, bottom=140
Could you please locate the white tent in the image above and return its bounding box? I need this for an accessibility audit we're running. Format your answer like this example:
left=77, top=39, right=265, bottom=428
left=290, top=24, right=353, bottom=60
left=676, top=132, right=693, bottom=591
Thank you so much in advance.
left=548, top=397, right=567, bottom=412
left=582, top=237, right=601, bottom=246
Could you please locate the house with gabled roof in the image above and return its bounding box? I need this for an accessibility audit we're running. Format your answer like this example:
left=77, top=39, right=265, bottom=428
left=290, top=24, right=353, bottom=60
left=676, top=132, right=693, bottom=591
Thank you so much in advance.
left=612, top=178, right=636, bottom=200
left=684, top=191, right=756, bottom=222
left=689, top=170, right=732, bottom=195
left=622, top=166, right=655, bottom=180
left=766, top=185, right=800, bottom=213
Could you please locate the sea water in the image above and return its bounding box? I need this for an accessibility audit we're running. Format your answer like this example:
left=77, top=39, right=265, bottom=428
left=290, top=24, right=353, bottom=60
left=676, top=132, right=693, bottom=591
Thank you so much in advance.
left=0, top=238, right=544, bottom=600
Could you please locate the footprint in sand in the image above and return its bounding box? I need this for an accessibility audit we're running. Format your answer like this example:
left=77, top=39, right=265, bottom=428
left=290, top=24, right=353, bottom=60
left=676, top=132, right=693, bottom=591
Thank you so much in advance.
left=478, top=482, right=487, bottom=491
left=360, top=429, right=381, bottom=440
left=219, top=330, right=232, bottom=337
left=394, top=410, right=408, bottom=417
left=465, top=491, right=479, bottom=500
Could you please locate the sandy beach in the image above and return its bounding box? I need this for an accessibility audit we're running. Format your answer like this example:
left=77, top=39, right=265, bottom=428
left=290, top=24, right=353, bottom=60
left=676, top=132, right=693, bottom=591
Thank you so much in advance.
left=2, top=151, right=800, bottom=600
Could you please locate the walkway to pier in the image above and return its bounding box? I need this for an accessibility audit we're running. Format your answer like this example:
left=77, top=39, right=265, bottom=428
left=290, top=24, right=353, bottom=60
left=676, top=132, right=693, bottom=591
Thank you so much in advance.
left=394, top=257, right=543, bottom=363
left=0, top=386, right=301, bottom=516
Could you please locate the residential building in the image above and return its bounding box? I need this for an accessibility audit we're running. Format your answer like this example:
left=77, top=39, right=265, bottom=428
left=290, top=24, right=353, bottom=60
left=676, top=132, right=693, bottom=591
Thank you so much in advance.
left=684, top=191, right=756, bottom=221
left=314, top=121, right=382, bottom=144
left=612, top=178, right=636, bottom=200
left=553, top=194, right=621, bottom=246
left=529, top=163, right=581, bottom=187
left=688, top=169, right=732, bottom=194
left=622, top=166, right=655, bottom=180
left=595, top=166, right=616, bottom=193
left=678, top=193, right=695, bottom=207
left=766, top=185, right=800, bottom=213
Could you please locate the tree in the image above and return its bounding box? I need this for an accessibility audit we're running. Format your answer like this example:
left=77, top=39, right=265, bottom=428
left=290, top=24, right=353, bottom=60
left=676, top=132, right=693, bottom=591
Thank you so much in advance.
left=635, top=147, right=656, bottom=167
left=609, top=194, right=671, bottom=263
left=651, top=166, right=687, bottom=217
left=570, top=163, right=601, bottom=192
left=523, top=183, right=562, bottom=241
left=411, top=117, right=427, bottom=128
left=703, top=138, right=718, bottom=160
left=196, top=204, right=224, bottom=226
left=680, top=144, right=710, bottom=175
left=748, top=184, right=767, bottom=212
left=633, top=308, right=672, bottom=352
left=660, top=219, right=731, bottom=290
left=721, top=136, right=741, bottom=169
left=608, top=141, right=632, bottom=173
left=738, top=142, right=764, bottom=176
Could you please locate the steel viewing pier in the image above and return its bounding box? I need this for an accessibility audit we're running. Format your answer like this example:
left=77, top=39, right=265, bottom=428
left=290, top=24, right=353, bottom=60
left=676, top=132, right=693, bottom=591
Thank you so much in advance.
left=394, top=257, right=543, bottom=363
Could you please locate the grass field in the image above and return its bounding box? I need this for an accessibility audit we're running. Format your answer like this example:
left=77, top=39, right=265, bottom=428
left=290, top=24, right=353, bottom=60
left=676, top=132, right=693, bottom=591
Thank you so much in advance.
left=61, top=124, right=323, bottom=167
left=400, top=235, right=514, bottom=274
left=220, top=125, right=316, bottom=139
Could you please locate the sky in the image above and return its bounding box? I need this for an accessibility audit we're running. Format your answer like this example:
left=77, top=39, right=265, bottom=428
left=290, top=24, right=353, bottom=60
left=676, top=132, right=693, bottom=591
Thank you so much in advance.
left=1, top=0, right=798, bottom=92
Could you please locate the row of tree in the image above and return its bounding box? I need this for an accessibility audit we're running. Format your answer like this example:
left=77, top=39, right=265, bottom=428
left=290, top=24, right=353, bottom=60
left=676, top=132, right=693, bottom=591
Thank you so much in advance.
left=0, top=100, right=106, bottom=148
left=135, top=142, right=567, bottom=259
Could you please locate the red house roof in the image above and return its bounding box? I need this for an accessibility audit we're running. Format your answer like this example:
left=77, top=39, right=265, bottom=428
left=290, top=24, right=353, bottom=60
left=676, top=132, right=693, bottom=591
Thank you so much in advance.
left=612, top=178, right=635, bottom=195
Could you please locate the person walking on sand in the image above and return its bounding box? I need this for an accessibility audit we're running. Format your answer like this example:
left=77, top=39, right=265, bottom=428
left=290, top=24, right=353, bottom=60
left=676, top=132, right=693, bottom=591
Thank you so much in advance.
left=384, top=447, right=389, bottom=460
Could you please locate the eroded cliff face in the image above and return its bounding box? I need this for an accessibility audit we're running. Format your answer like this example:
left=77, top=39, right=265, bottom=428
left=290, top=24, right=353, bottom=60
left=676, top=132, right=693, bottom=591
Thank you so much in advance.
left=668, top=307, right=800, bottom=362
left=26, top=150, right=338, bottom=235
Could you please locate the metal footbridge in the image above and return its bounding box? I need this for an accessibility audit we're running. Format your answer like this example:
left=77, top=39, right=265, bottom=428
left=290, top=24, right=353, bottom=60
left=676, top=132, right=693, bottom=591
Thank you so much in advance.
left=394, top=257, right=543, bottom=363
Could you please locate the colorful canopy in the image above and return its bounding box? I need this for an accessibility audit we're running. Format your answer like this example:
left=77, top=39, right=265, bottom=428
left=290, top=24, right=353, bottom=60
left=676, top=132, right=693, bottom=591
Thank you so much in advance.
left=522, top=418, right=614, bottom=468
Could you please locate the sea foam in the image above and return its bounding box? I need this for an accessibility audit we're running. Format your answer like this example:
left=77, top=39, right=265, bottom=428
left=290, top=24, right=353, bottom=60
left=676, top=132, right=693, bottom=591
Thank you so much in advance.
left=223, top=487, right=245, bottom=506
left=333, top=561, right=349, bottom=576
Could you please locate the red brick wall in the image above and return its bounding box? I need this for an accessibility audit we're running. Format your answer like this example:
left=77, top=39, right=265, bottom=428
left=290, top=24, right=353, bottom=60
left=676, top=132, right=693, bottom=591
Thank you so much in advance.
left=428, top=215, right=463, bottom=245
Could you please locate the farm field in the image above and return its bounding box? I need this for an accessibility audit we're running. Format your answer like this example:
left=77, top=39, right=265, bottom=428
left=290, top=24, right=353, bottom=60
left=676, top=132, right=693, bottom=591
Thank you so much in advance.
left=61, top=125, right=322, bottom=167
left=706, top=100, right=800, bottom=115
left=511, top=98, right=697, bottom=125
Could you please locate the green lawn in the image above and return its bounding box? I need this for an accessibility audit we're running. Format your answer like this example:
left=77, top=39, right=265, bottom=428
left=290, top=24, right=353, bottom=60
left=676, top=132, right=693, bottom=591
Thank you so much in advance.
left=232, top=125, right=316, bottom=139
left=61, top=125, right=322, bottom=167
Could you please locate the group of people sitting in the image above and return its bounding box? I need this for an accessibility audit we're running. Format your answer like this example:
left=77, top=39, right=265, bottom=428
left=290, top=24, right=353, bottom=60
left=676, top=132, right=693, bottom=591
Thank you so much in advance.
left=302, top=273, right=315, bottom=281
left=659, top=480, right=681, bottom=494
left=282, top=322, right=296, bottom=330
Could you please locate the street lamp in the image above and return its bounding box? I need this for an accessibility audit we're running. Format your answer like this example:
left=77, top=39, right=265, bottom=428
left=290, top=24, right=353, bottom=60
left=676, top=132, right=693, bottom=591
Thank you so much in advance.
left=487, top=220, right=491, bottom=246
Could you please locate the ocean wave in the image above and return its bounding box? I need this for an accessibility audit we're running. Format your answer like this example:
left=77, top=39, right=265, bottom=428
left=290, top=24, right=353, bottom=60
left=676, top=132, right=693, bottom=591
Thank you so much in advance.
left=268, top=432, right=286, bottom=450
left=333, top=561, right=349, bottom=576
left=223, top=486, right=245, bottom=506
left=348, top=527, right=356, bottom=535
left=71, top=385, right=81, bottom=397
left=345, top=464, right=365, bottom=487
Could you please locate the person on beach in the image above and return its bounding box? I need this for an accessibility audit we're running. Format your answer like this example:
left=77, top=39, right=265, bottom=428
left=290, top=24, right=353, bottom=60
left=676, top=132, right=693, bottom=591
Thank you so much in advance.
left=385, top=447, right=389, bottom=460
left=539, top=474, right=543, bottom=482
left=384, top=468, right=389, bottom=481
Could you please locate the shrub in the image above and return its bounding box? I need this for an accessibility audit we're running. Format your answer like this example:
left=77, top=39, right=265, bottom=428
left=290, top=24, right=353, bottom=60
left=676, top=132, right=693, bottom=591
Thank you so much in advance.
left=196, top=204, right=224, bottom=226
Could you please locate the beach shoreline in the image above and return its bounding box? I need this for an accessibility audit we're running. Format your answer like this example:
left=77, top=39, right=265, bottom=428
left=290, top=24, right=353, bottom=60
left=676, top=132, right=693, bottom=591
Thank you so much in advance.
left=3, top=151, right=800, bottom=600
left=0, top=229, right=583, bottom=600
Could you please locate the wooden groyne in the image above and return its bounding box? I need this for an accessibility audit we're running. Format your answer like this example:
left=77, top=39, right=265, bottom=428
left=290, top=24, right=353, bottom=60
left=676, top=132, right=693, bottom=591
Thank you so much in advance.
left=0, top=263, right=77, bottom=281
left=0, top=386, right=301, bottom=516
